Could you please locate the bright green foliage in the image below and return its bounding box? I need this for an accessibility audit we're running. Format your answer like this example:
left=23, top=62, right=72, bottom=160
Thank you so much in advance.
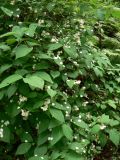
left=0, top=0, right=120, bottom=160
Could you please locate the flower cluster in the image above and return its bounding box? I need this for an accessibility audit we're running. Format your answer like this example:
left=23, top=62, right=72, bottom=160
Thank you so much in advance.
left=0, top=128, right=3, bottom=138
left=21, top=109, right=29, bottom=120
left=41, top=99, right=51, bottom=111
left=18, top=95, right=27, bottom=105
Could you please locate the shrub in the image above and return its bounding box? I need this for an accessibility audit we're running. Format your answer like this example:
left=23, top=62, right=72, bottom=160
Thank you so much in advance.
left=0, top=0, right=120, bottom=159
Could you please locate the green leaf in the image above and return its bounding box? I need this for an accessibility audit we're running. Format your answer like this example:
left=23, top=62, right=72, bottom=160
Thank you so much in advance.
left=0, top=127, right=11, bottom=143
left=29, top=156, right=48, bottom=160
left=111, top=7, right=120, bottom=18
left=50, top=127, right=63, bottom=146
left=7, top=85, right=17, bottom=98
left=107, top=100, right=116, bottom=109
left=48, top=43, right=62, bottom=51
left=93, top=67, right=103, bottom=77
left=0, top=64, right=12, bottom=74
left=109, top=129, right=120, bottom=146
left=49, top=119, right=62, bottom=129
left=0, top=32, right=15, bottom=38
left=62, top=124, right=73, bottom=141
left=23, top=76, right=44, bottom=89
left=47, top=3, right=55, bottom=12
left=38, top=53, right=52, bottom=59
left=16, top=143, right=31, bottom=155
left=12, top=26, right=27, bottom=40
left=6, top=104, right=21, bottom=117
left=69, top=142, right=83, bottom=153
left=6, top=38, right=16, bottom=44
left=14, top=45, right=33, bottom=59
left=63, top=45, right=78, bottom=59
left=66, top=79, right=75, bottom=88
left=34, top=146, right=47, bottom=156
left=109, top=119, right=119, bottom=127
left=37, top=132, right=48, bottom=146
left=72, top=118, right=88, bottom=129
left=35, top=72, right=53, bottom=83
left=51, top=150, right=61, bottom=160
left=1, top=7, right=13, bottom=16
left=50, top=108, right=65, bottom=123
left=0, top=90, right=5, bottom=100
left=99, top=132, right=107, bottom=147
left=52, top=102, right=66, bottom=110
left=25, top=23, right=38, bottom=37
left=0, top=44, right=10, bottom=51
left=91, top=124, right=100, bottom=134
left=0, top=74, right=22, bottom=89
left=50, top=71, right=60, bottom=79
left=100, top=114, right=110, bottom=124
left=20, top=132, right=33, bottom=143
left=65, top=152, right=84, bottom=160
left=47, top=88, right=57, bottom=98
left=38, top=119, right=49, bottom=134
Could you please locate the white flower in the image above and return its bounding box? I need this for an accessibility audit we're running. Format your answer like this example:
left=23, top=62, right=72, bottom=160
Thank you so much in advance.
left=65, top=113, right=70, bottom=117
left=41, top=157, right=44, bottom=159
left=49, top=128, right=52, bottom=131
left=83, top=150, right=86, bottom=153
left=64, top=45, right=70, bottom=48
left=25, top=140, right=28, bottom=143
left=18, top=22, right=22, bottom=25
left=0, top=128, right=3, bottom=138
left=78, top=119, right=81, bottom=122
left=75, top=147, right=79, bottom=150
left=9, top=24, right=13, bottom=27
left=74, top=106, right=79, bottom=111
left=51, top=38, right=56, bottom=42
left=21, top=109, right=29, bottom=120
left=100, top=124, right=106, bottom=130
left=41, top=30, right=50, bottom=36
left=82, top=86, right=86, bottom=90
left=4, top=121, right=10, bottom=126
left=41, top=105, right=48, bottom=111
left=48, top=137, right=53, bottom=141
left=35, top=155, right=38, bottom=157
left=74, top=136, right=78, bottom=139
left=65, top=108, right=69, bottom=112
left=82, top=139, right=85, bottom=142
left=16, top=8, right=20, bottom=11
left=17, top=106, right=20, bottom=110
left=34, top=9, right=38, bottom=13
left=10, top=0, right=15, bottom=5
left=38, top=19, right=44, bottom=25
left=36, top=123, right=39, bottom=130
left=65, top=111, right=70, bottom=117
left=1, top=120, right=4, bottom=123
left=19, top=95, right=27, bottom=104
left=66, top=106, right=70, bottom=109
left=67, top=79, right=70, bottom=82
left=52, top=103, right=55, bottom=106
left=78, top=115, right=81, bottom=119
left=60, top=62, right=63, bottom=65
left=74, top=80, right=81, bottom=85
left=10, top=99, right=13, bottom=103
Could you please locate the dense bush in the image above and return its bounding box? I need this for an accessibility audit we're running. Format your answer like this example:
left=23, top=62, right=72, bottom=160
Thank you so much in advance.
left=0, top=0, right=120, bottom=159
